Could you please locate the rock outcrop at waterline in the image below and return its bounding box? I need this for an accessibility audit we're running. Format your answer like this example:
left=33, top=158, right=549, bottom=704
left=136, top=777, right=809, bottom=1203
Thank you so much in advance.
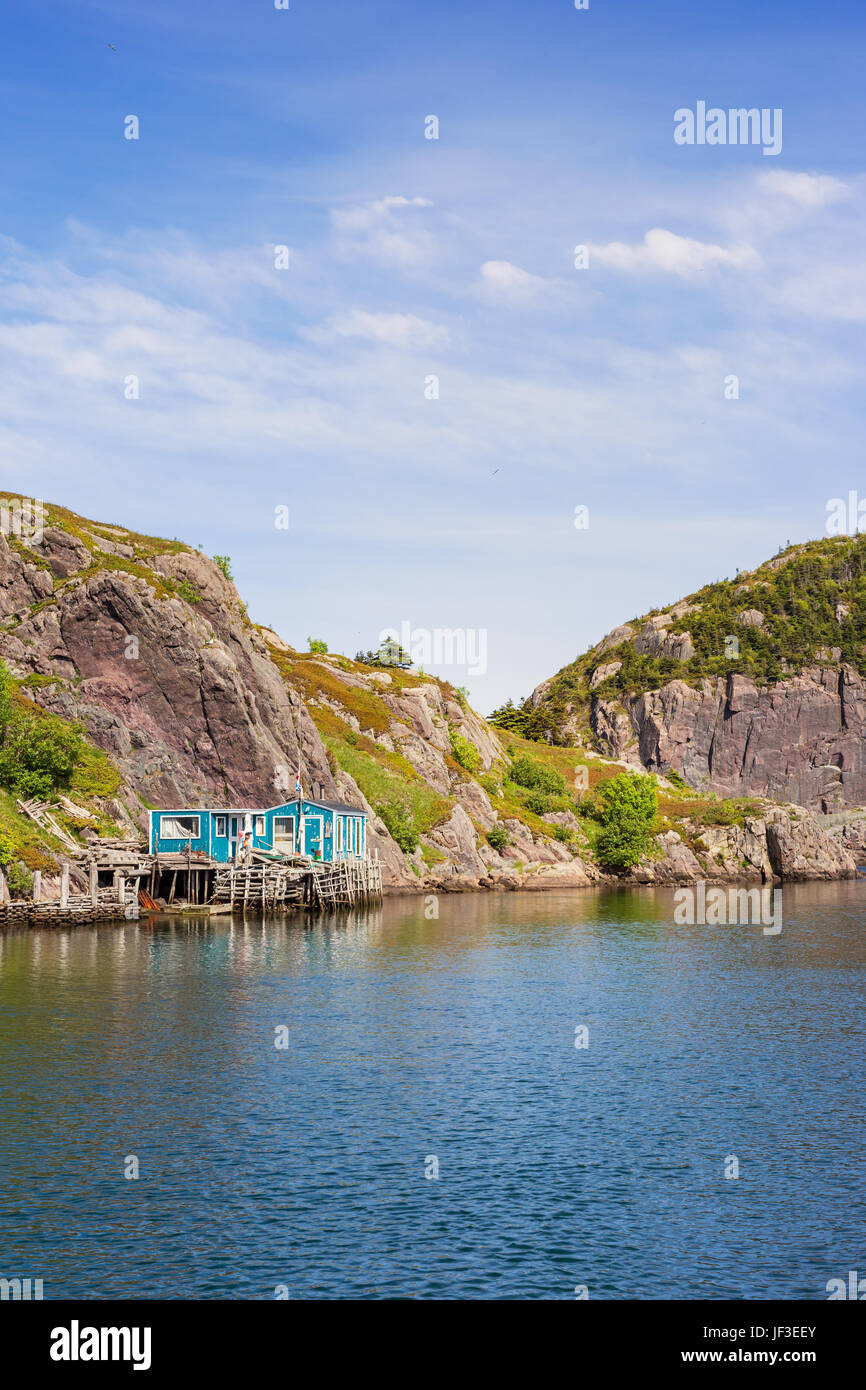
left=404, top=800, right=858, bottom=890
left=628, top=805, right=857, bottom=886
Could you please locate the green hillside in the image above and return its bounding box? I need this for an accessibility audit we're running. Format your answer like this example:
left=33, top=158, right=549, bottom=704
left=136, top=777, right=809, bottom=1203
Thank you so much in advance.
left=494, top=533, right=866, bottom=745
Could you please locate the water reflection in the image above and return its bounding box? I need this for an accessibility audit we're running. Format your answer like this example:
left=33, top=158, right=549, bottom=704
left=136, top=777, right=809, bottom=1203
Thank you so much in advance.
left=0, top=883, right=864, bottom=1299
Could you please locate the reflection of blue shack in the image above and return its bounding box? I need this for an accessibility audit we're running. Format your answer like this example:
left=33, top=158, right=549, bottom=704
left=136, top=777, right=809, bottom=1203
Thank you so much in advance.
left=150, top=797, right=368, bottom=865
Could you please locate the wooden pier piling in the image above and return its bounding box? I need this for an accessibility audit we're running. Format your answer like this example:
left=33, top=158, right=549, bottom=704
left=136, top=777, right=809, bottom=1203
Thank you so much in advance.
left=210, top=854, right=382, bottom=914
left=1, top=844, right=382, bottom=929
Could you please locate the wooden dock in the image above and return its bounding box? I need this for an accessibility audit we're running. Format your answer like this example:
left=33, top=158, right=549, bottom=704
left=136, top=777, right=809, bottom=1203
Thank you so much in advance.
left=308, top=857, right=382, bottom=909
left=0, top=845, right=383, bottom=927
left=211, top=855, right=383, bottom=913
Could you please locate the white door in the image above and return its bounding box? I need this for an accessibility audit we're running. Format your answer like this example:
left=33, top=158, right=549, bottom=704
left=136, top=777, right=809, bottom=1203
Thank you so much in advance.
left=274, top=816, right=295, bottom=855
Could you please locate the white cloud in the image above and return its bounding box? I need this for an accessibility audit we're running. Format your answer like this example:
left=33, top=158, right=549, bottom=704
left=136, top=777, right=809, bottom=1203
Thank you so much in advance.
left=758, top=170, right=850, bottom=208
left=330, top=195, right=435, bottom=267
left=323, top=309, right=447, bottom=347
left=372, top=196, right=432, bottom=213
left=589, top=227, right=759, bottom=277
left=477, top=259, right=555, bottom=303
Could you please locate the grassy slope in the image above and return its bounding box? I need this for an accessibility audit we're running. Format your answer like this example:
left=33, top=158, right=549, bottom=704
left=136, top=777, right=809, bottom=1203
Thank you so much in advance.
left=266, top=645, right=457, bottom=838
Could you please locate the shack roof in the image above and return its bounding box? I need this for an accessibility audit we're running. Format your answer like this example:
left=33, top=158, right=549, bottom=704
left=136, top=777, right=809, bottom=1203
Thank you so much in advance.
left=151, top=798, right=367, bottom=817
left=270, top=798, right=367, bottom=816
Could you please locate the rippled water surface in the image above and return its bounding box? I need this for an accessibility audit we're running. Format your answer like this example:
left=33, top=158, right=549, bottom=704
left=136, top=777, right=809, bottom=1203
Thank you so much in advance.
left=1, top=883, right=865, bottom=1299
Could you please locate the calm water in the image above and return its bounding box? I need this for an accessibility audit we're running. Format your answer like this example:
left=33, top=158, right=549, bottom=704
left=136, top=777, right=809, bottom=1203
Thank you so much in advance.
left=1, top=883, right=864, bottom=1300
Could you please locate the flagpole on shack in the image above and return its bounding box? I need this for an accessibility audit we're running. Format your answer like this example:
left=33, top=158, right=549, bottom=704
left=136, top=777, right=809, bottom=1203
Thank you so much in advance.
left=296, top=763, right=304, bottom=859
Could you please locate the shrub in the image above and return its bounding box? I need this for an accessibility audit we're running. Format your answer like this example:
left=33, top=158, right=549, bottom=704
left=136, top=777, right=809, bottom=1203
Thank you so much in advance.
left=69, top=741, right=122, bottom=800
left=213, top=554, right=234, bottom=582
left=486, top=822, right=510, bottom=851
left=0, top=664, right=87, bottom=800
left=308, top=637, right=329, bottom=655
left=699, top=798, right=763, bottom=828
left=7, top=860, right=33, bottom=897
left=176, top=577, right=202, bottom=604
left=526, top=790, right=550, bottom=815
left=376, top=801, right=419, bottom=854
left=595, top=773, right=658, bottom=871
left=553, top=824, right=573, bottom=843
left=449, top=727, right=481, bottom=773
left=508, top=754, right=566, bottom=795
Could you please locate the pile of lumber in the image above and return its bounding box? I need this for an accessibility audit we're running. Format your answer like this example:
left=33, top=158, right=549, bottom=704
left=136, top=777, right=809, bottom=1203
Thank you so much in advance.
left=16, top=798, right=83, bottom=855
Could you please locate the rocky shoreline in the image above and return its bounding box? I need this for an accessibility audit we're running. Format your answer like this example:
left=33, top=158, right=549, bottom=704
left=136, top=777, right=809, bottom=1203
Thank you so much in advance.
left=392, top=803, right=865, bottom=896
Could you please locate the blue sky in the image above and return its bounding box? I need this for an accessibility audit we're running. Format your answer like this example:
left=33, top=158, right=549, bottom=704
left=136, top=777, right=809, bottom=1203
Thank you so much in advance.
left=2, top=0, right=865, bottom=709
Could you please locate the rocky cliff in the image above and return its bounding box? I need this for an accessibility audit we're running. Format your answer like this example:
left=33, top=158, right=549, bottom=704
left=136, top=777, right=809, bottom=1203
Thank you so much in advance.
left=609, top=666, right=866, bottom=809
left=522, top=533, right=866, bottom=812
left=0, top=509, right=333, bottom=815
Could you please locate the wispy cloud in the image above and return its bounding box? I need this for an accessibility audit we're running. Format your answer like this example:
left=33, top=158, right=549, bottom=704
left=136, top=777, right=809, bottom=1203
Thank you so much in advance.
left=758, top=170, right=851, bottom=207
left=588, top=227, right=759, bottom=278
left=477, top=259, right=557, bottom=303
left=330, top=195, right=436, bottom=266
left=2, top=153, right=864, bottom=702
left=319, top=309, right=448, bottom=347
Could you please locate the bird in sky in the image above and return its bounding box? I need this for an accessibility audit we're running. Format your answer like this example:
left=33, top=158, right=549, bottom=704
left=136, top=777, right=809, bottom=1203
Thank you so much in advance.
left=108, top=44, right=117, bottom=52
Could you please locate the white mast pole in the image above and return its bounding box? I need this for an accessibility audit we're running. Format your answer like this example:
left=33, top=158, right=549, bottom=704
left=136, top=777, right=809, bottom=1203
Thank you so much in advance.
left=297, top=761, right=304, bottom=858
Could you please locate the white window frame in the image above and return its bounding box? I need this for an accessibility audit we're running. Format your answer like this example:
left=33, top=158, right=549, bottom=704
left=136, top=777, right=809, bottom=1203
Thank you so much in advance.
left=254, top=816, right=265, bottom=836
left=160, top=814, right=200, bottom=839
left=214, top=815, right=227, bottom=838
left=273, top=816, right=296, bottom=851
left=336, top=818, right=343, bottom=854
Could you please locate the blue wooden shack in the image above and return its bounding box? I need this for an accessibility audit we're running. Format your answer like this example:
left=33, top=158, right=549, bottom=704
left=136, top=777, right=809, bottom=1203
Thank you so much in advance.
left=149, top=797, right=368, bottom=864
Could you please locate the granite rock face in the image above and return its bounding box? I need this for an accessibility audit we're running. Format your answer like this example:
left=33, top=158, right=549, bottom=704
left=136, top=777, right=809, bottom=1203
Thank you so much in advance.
left=590, top=665, right=866, bottom=811
left=425, top=804, right=490, bottom=879
left=764, top=810, right=857, bottom=881
left=0, top=531, right=335, bottom=818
